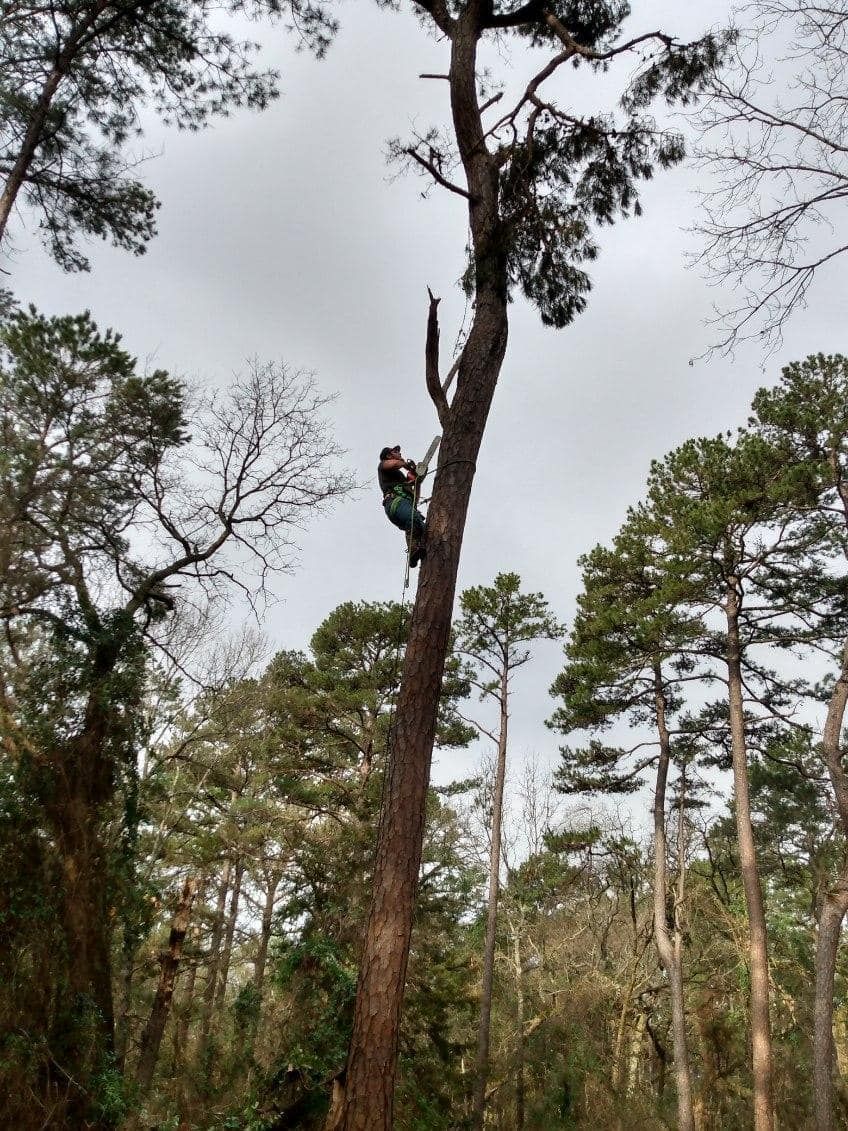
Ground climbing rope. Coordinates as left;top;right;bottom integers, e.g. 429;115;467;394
433;457;477;480
383;550;412;769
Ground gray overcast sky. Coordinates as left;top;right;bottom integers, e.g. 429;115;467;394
7;0;847;792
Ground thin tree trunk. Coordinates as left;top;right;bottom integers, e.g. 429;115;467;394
612;960;643;1092
472;670;509;1129
249;864;283;1065
337;7;509;1124
254;868;281;1000
214;857;244;1012
114;934;136;1073
174;933;200;1131
652;664;696;1131
0;0;111;242
626;1009;647;1096
815;877;848;1131
197;860;231;1065
813;639;848;1131
0;71;63;241
725;582;774;1131
513;931;526;1131
133;875;199;1097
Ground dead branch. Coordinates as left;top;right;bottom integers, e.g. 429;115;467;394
425;288;451;428
406;147;473;200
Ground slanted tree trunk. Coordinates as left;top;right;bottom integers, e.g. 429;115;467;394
472;668;509;1129
725;581;774;1131
133;875;199;1098
0;0;112;242
0;69;64;241
813;639;848;1131
240;866;283;1079
337;10;508;1127
651;664;696;1131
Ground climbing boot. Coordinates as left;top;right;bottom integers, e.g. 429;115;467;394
409;535;427;569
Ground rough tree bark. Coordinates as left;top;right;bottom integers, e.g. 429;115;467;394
337;9;508;1126
813;639;848;1131
472;667;509;1129
133;875;199;1098
651;664;696;1131
725;580;774;1131
333;2;716;1124
242;865;283;1069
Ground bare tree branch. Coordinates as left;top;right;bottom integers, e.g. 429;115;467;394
692;0;848;353
425;288;451;428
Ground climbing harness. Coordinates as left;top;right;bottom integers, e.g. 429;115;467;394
384;482;414;518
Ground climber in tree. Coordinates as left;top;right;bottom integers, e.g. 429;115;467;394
378;445;427;567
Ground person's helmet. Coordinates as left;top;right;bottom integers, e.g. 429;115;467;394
379;445;401;460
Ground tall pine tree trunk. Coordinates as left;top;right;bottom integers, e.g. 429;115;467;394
337;6;508;1126
725;582;774;1131
48;776;116;1127
472;671;509;1129
652;665;696;1131
813;639;848;1131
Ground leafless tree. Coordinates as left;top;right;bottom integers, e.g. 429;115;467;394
694;1;848;353
0;306;352;1124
